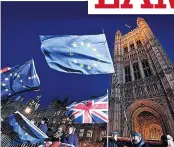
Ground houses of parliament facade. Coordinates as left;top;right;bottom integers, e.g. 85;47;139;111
2;17;174;142
110;17;174;140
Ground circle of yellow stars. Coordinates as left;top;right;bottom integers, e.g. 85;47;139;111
1;73;38;96
69;41;102;71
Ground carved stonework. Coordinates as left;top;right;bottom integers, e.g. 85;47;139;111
110;17;174;138
135;111;162;140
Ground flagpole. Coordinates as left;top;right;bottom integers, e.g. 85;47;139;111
107;89;109;147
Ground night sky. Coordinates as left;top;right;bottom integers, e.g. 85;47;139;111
2;2;174;108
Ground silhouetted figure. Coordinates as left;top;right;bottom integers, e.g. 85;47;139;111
64;126;78;147
129;132;149;147
161;135;174;147
103;131;123;147
39;118;48;134
52;126;66;143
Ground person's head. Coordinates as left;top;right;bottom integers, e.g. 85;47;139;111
57;126;63;133
68;126;75;134
41;118;48;124
131;132;142;145
111;131;118;141
161;135;174;147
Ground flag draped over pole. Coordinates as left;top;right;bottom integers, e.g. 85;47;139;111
66;94;108;124
1;59;40;100
8;111;48;144
40;34;114;75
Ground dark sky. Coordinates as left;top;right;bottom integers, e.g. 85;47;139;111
2;2;174;108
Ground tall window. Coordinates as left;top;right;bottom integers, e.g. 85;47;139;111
124;45;128;54
133;63;141;80
130;43;135;50
125;66;131;82
136;40;142;47
142;60;152;77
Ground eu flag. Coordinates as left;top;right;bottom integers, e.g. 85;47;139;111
1;60;40;100
8;111;48;144
40;34;114;74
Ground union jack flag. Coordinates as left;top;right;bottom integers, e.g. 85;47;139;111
66;94;108;124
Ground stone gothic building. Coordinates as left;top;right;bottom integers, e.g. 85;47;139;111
110;17;174;140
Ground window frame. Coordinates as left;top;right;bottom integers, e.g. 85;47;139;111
136;40;142;48
142;60;152;77
125;65;132;82
130;42;135;50
133;62;141;80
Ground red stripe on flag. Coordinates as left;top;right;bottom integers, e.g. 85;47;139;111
92;110;108;122
84;110;91;123
92;103;108;109
0;67;11;73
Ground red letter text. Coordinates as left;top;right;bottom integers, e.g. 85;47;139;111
121;0;133;8
95;0;119;8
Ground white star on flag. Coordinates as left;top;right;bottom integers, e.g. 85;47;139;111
72;42;77;48
5;78;9;81
20;80;23;83
92;48;97;52
93;63;98;67
17;75;20;78
80;42;84;46
5;89;8;92
10;73;13;76
28;77;31;80
87;43;91;48
73;59;78;64
14;73;17;76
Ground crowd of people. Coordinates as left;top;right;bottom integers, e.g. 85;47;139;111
103;131;174;147
36;118;78;147
1;115;174;147
34;117;174;147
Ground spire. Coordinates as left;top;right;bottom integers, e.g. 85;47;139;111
137;17;145;22
116;30;122;36
137;17;147;27
115;30;122;57
63;95;69;106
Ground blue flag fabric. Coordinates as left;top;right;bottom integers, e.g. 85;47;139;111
8;111;48;144
40;34;114;74
1;60;40;100
11;96;23;102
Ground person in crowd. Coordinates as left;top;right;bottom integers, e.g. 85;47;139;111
64;126;78;147
51;126;66;143
129;132;149;147
103;131;123;147
161;135;174;147
39;118;48;134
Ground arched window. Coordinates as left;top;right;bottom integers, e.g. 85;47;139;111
136;40;142;47
123;45;128;54
130;42;135;50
